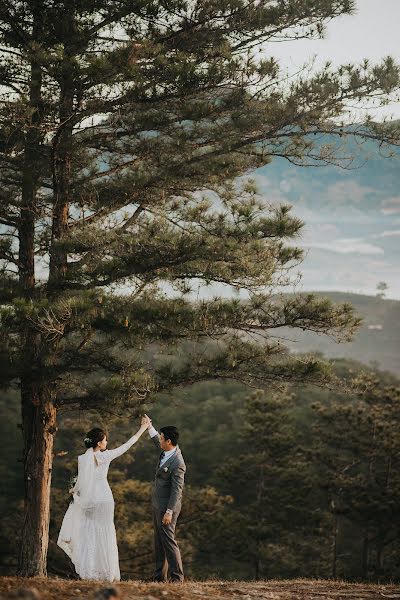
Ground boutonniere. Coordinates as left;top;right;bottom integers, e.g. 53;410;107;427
163;467;169;472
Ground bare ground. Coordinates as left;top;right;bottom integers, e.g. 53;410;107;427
1;578;400;600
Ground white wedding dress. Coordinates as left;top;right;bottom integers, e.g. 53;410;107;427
58;434;138;581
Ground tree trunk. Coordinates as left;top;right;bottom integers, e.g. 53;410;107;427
19;6;77;576
376;541;384;578
254;552;260;580
19;20;43;294
18;374;57;576
17;0;52;575
362;528;369;579
48;13;75;291
332;513;338;579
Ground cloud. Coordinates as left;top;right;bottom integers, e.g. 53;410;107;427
381;207;400;215
299;238;384;255
371;230;400;238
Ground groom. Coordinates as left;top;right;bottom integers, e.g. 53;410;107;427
145;415;186;583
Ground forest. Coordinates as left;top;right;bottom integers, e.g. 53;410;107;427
1;351;399;582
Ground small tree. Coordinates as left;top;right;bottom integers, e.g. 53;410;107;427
376;282;388;299
1;0;399;575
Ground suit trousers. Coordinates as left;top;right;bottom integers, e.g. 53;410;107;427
152;504;184;582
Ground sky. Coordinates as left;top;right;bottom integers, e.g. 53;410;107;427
268;0;400;299
273;0;400;120
278;0;400;62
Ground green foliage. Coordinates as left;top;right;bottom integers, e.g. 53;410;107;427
1;0;399;413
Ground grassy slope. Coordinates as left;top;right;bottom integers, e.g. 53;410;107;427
279;292;400;376
1;577;400;600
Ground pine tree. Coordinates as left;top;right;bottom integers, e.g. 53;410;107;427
1;0;400;576
312;377;400;580
218;389;328;579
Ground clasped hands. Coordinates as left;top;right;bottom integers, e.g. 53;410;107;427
141;414;152;429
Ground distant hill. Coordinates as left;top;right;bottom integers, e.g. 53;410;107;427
252;135;400;298
279;292;400;376
255;133;400;213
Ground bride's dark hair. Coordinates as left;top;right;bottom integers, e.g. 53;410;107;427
84;427;106;449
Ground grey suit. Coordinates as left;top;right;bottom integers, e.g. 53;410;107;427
151;433;186;582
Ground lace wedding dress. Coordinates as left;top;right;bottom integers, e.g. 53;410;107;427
58;435;139;581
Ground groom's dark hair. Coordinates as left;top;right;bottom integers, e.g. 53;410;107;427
160;426;179;446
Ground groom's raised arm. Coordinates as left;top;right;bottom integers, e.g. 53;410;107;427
148;423;161;450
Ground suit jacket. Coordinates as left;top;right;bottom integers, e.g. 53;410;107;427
151;434;186;512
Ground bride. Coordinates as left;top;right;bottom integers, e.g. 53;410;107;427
57;415;151;581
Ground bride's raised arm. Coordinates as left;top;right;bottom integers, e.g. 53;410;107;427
96;416;150;463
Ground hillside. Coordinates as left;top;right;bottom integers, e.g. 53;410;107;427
279;292;400;376
1;578;399;600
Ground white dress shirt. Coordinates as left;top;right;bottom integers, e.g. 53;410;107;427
148;424;158;439
149;425;177;466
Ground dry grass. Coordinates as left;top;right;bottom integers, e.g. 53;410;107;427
1;577;400;600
